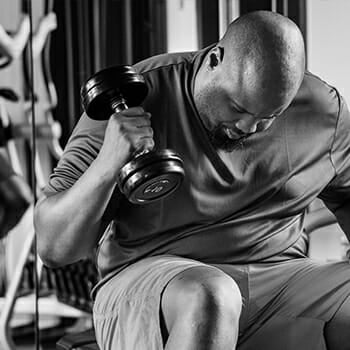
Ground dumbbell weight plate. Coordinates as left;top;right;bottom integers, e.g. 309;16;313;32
118;149;183;184
81;66;148;121
117;149;184;201
80;65;186;203
120;158;185;204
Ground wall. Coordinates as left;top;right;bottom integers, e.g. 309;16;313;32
306;0;350;260
307;0;350;104
166;0;198;52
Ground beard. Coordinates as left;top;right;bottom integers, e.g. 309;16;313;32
208;124;249;152
194;86;250;152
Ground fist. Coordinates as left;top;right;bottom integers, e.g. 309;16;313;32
99;106;155;171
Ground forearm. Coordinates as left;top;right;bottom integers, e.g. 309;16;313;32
35;107;153;267
34;154;118;267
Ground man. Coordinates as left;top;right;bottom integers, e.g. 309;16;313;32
34;11;350;350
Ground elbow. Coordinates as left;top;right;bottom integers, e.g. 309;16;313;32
37;238;66;268
38;243;88;269
37;231;82;268
35;201;87;268
34;198;68;268
34;196;95;267
36;228;68;268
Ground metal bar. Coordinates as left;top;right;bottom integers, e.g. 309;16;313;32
218;0;240;37
218;0;228;38
271;0;277;12
93;0;101;72
82;0;92;76
64;0;76;131
283;0;288;16
230;0;240;21
100;0;107;68
124;0;133;63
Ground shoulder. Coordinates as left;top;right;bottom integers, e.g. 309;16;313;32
133;51;197;75
132;51;199;105
297;71;341;117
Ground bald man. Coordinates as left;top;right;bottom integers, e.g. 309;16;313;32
35;11;350;350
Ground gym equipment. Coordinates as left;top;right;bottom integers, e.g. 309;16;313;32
56;328;98;350
40;259;98;313
80;65;185;204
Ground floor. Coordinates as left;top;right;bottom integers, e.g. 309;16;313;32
12;317;82;350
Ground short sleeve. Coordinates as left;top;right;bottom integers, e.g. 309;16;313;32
43;113;107;196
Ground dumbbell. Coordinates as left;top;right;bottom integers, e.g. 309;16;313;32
81;65;185;204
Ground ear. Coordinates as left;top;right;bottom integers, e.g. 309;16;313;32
208;46;224;69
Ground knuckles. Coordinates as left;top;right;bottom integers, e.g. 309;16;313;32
104;109;154;153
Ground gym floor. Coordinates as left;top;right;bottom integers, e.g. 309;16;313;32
13;317;78;350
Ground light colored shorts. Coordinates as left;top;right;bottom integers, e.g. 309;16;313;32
93;255;350;350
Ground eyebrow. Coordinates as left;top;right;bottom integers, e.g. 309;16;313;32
232;98;283;120
231;98;253;115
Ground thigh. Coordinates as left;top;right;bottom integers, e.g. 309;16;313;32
93;255;207;350
238;259;350;350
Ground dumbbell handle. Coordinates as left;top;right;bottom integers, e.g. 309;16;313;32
110;96;128;113
109;96;150;158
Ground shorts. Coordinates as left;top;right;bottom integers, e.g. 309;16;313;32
93;255;350;350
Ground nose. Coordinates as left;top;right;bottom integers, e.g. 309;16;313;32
235;115;259;134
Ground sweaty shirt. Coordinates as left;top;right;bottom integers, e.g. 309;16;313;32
45;46;350;282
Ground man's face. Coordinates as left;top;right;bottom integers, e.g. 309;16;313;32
195;59;292;152
207;112;277;152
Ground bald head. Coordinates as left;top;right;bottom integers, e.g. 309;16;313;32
193;11;306;151
219;11;305;104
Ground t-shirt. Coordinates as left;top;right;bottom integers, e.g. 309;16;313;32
44;46;350;283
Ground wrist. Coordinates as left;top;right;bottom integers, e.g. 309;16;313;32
92;153;124;184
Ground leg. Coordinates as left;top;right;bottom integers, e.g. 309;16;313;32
93;255;224;350
232;259;350;350
324;295;350;350
161;266;242;350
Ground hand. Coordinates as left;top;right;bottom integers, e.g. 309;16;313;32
98;106;154;173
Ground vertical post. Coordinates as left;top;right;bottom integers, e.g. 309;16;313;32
218;0;228;37
64;0;76;131
124;0;133;63
283;0;288;16
93;0;101;72
271;0;277;12
218;0;240;37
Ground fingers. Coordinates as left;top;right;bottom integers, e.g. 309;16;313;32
102;107;155;167
134;132;155;153
111;107;153;137
118;106;149;117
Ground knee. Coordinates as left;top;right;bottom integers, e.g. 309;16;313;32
162;266;242;328
182;270;242;318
